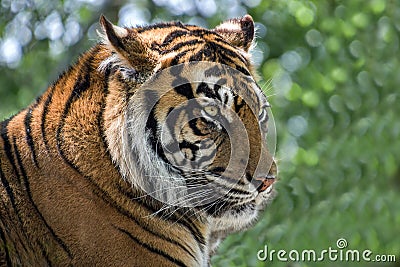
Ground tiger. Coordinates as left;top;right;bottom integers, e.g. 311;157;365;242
0;14;277;266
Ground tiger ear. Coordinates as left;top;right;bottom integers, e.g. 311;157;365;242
100;15;129;47
99;15;158;72
214;15;255;52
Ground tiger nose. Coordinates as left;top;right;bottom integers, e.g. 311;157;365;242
255;174;276;193
253;159;278;193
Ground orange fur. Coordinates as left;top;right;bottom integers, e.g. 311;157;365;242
0;15;276;266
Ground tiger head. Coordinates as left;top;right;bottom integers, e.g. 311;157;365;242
100;15;277;231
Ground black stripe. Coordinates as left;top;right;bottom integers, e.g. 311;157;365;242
218;53;237;67
186;175;208;187
181;141;199;162
209;166;225;173
176;216;206;249
1;121;38;254
189;29;209;37
169;49;193;66
137;21;187;33
1;120;22;187
12;139;73;260
188;119;207;136
116;226;188;267
161;39;204;55
213;36;233;47
225;185;252;196
214;44;248;67
144;90;170;165
160;30;190;47
179;140;199;153
0;158;18;225
169;51;186;66
189;43;216;62
0;122;18;214
97;66;113;159
198;116;218;130
24;107;39;167
234;95;246;113
216;43;247;65
166;210;206;249
173;82;194;99
71;72;91;99
41;85;56;152
188;49;204;62
0;226;11;266
235;64;251;76
204;65;226;77
217;52;235;66
196;82;217;99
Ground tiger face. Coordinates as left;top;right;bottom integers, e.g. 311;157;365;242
101;15;277;232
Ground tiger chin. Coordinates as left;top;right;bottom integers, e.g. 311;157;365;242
0;14;277;266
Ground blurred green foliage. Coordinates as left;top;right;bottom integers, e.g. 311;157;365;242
0;0;399;266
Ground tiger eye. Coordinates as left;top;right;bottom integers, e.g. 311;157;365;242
204;105;218;117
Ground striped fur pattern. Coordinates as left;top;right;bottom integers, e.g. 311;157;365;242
0;15;277;266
